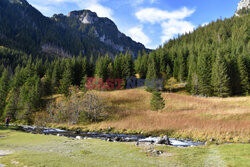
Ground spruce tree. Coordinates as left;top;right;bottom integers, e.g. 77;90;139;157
212;51;230;97
197;51;212;96
71;56;79;85
80;75;87;93
150;90;165;111
95;56;103;79
159;49;167;73
238;54;249;95
146;55;157;79
4;89;19;120
173;59;179;80
134;52;142;76
141;51;148;78
187;51;198;94
82;57;87;78
34;58;44;78
59;60;72;97
12;66;25;90
51;60;61;91
17;74;42;123
113;54;122;78
0;69;9;115
87;54;95;77
95;54;112;81
0;64;4;78
121;52;134;79
19;75;41;109
166;64;171;80
177;53;186;82
146;55;158;91
107;62;113;79
42;69;52;96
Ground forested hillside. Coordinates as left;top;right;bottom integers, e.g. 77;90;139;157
142;14;249;97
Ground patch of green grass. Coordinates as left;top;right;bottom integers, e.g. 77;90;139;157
0;128;173;167
217;144;250;167
155;145;210;167
0;127;249;167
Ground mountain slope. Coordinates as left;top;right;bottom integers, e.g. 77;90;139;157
0;0;149;58
150;13;250;96
52;10;148;57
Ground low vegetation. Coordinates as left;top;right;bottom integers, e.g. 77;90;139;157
0;127;249;167
47;89;250;143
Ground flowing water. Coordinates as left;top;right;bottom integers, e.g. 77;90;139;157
19;125;205;147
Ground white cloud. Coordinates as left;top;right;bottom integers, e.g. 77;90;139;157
135;7;195;24
201;22;209;27
129;0;157;6
28;0;113;19
161;20;195;43
79;0;113;19
134;6;196;44
128;26;151;46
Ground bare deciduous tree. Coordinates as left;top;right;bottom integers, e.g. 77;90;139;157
46;90;107;124
81;92;107;122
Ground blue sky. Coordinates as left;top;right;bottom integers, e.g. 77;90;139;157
27;0;240;49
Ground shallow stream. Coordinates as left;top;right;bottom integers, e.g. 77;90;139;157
19;125;205;147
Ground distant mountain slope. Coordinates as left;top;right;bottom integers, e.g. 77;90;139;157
52;10;149;57
0;0;149;58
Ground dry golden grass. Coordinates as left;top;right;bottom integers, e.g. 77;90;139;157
78;89;250;142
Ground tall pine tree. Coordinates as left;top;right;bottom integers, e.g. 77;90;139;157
59;60;72;97
197;51;212;96
0;69;9;116
212;51;230;97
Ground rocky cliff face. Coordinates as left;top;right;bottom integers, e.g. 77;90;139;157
68;10;99;24
235;0;250;16
54;10;149;57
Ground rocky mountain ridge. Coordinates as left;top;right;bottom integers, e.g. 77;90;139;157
0;0;149;58
235;0;250;16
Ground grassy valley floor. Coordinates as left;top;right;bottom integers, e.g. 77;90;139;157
0;126;249;167
51;89;250;143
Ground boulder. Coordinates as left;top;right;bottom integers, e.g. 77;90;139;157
74;129;81;134
113;137;122;142
106;138;112;142
76;136;83;140
148;149;163;156
155;136;171;145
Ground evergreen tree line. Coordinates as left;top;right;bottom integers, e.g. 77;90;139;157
0;51;137;123
148;15;250;97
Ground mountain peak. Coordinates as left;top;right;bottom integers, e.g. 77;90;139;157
0;0;149;57
68;10;99;24
235;0;250;16
8;0;28;6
